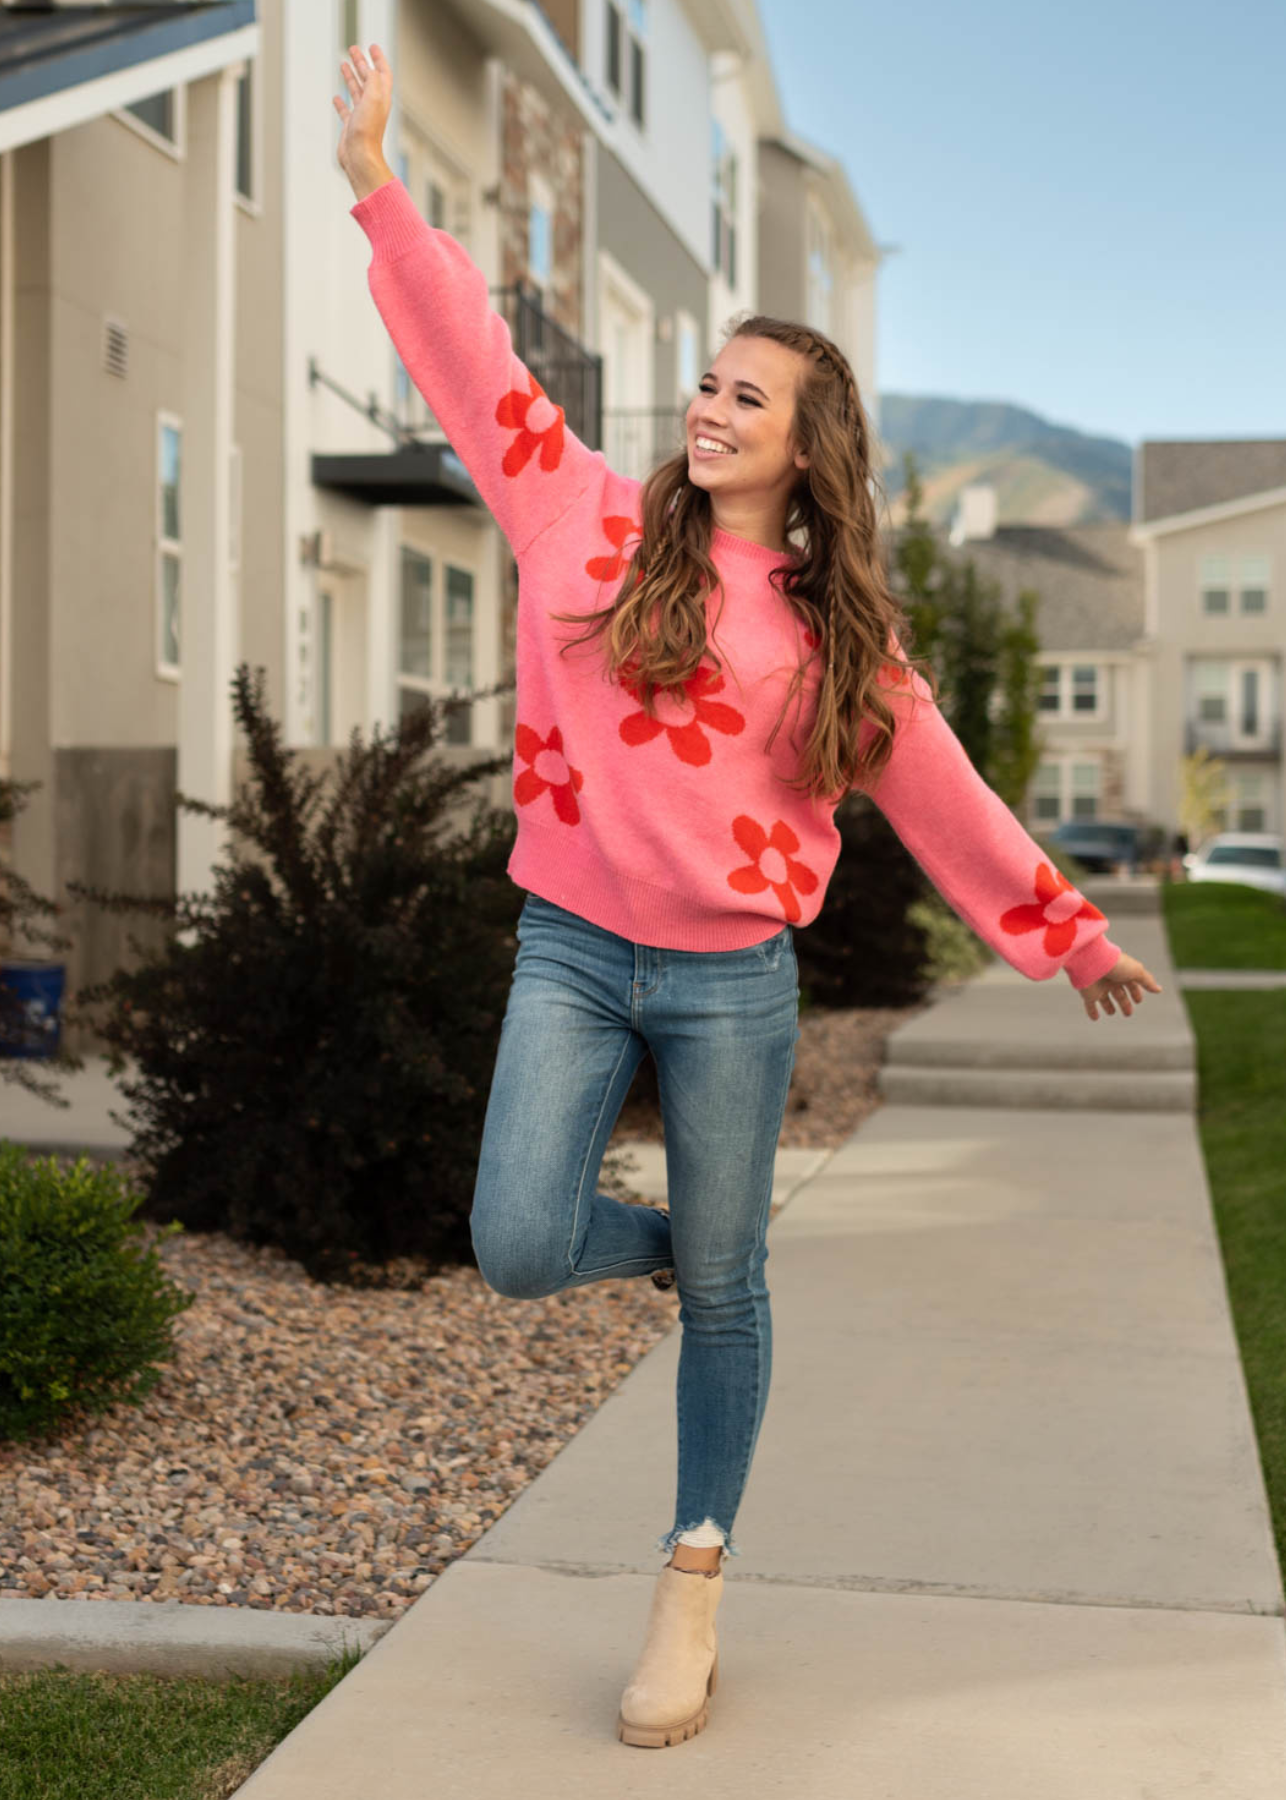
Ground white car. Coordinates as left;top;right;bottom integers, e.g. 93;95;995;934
1183;831;1285;896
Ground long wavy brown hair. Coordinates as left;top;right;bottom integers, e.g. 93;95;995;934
548;312;940;804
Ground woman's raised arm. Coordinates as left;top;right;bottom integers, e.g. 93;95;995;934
335;44;601;557
852;633;1127;992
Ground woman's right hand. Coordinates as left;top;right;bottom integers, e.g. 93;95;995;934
333;42;393;188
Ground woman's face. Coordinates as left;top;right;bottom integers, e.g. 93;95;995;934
685;336;811;507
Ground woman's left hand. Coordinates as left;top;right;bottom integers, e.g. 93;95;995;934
1077;950;1164;1021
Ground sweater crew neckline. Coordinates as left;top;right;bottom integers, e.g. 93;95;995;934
710;524;799;566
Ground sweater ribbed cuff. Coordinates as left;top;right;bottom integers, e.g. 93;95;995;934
349;175;426;264
1063;932;1123;989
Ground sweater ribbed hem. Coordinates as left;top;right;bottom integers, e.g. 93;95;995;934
507;828;793;952
1063;931;1123;989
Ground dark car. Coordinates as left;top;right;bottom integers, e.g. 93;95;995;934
1047;819;1165;875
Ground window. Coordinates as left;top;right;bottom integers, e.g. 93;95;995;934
126;89;176;143
1070;761;1100;820
1240;553;1271;614
235;60;253;201
394;142;472;425
607;0;646;126
398;549;475;745
1038;662;1100;717
340;0;360;58
1033;760;1061;822
1194;661;1227;723
1030;757;1101;823
606;1;622;92
157;418;182;677
675;309;700;404
297;587;335;748
1071;664;1098;713
806;199;833;335
711;120;738;285
527;172;553;294
1200;552;1230;614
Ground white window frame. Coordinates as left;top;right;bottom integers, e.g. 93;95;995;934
675;307;700;406
605;0;647;129
397;546;478;747
527;171;554;293
1238;552;1271;615
156;413;182;682
1031;755;1102;824
394;137;473;431
113;85;184;159
1036;660;1104;721
806;195;834;336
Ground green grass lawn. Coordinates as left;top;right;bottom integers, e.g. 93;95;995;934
1162;876;1286;968
1182;984;1286;1577
0;1642;364;1800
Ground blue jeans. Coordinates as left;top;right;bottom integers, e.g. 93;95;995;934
470;891;800;1561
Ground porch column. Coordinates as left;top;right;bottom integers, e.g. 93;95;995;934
178;65;241;902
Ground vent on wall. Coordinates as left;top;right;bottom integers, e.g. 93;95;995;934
102;315;129;380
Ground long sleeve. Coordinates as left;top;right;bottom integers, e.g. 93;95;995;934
349;175;601;558
853;642;1124;989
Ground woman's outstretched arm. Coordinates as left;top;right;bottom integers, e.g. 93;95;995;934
851;635;1127;991
336;45;602;558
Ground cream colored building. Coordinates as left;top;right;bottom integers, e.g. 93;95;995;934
0;0;884;1056
1128;440;1285;840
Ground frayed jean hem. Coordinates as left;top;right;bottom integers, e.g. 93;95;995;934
654;1518;741;1559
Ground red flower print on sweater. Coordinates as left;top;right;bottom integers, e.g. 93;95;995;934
495;371;565;477
727;816;819;922
999;861;1106;959
617;661;745;767
586;515;642;582
513;722;583;824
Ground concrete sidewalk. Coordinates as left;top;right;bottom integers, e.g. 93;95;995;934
218;910;1286;1794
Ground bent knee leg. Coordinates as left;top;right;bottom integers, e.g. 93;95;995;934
470;1209;566;1299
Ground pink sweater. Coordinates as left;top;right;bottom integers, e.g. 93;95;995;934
350;176;1122;989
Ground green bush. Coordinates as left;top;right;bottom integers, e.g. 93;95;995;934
66;664;527;1288
792;792;939;1008
0;1142;194;1446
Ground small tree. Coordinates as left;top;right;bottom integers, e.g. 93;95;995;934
890;450;1045;808
1179;746;1231;848
66;663;528;1287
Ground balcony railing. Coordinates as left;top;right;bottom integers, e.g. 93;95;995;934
1184;719;1282;760
601;408;689;483
490;282;603;452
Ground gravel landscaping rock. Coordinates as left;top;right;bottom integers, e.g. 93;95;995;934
0;1001;919;1619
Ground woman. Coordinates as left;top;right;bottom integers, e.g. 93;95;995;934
335;44;1161;1749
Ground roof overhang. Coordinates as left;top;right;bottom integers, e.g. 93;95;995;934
440;0;609;128
0;1;259;156
311;443;484;510
683;0;755;56
1128;483;1286;540
771;125;882;263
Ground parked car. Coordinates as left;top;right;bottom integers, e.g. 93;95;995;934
1182;832;1285;896
1047;819;1167;875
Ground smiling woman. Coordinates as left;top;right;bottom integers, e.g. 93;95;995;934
336;33;1161;1757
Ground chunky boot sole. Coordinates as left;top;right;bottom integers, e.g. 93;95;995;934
616;1645;718;1748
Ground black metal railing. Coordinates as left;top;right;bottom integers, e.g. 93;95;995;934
490;282;603;452
1183;719;1282;760
601;407;688;482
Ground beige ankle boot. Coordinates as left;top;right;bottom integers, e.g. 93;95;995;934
617;1557;725;1748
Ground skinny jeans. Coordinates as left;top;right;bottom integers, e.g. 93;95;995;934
469;891;800;1561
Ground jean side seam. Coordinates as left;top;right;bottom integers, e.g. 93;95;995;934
564;1029;641;1280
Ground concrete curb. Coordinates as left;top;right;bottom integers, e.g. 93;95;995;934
0;1595;390;1681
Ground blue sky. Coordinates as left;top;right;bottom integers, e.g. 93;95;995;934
756;0;1284;447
